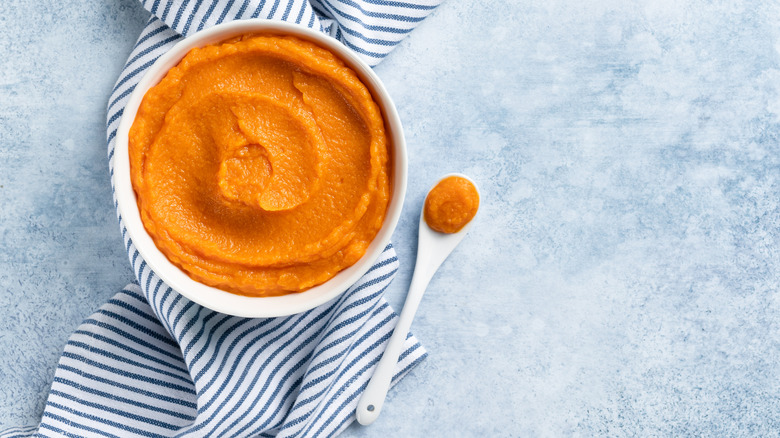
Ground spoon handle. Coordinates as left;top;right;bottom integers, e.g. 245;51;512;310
356;265;432;425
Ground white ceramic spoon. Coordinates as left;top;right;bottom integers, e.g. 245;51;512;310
356;173;479;426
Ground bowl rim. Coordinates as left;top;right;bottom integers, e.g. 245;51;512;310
113;19;407;318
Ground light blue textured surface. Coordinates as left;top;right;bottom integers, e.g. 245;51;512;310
2;0;780;436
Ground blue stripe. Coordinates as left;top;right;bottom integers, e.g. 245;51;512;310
347;351;429;436
136;20;169;47
160;0;174;23
295;0;307;23
287;272;397;399
302;309;394;392
211;321;328;435
303;295;385;371
121;33;180;86
188;317;258;381
251;0;268;18
81;319;183;362
158;298;179;339
182;309;332;434
363;0;437;9
42;411;120;438
5;432;37;438
107;35;179;109
328;357;429;434
193;315;303;409
175;301;201;342
131;247;140;268
118;287;149;305
157;286;175;334
366;255;398;273
238;366;306;435
139;258;150;292
111;58;157;98
59;353;195;395
37;422;70;437
150;278;165;312
280;309;394;431
297;267;394;350
171;0;193;30
321;258;393;321
233;0;252;20
47;401;170;437
55;366;196;407
398;340;422;363
395;350;428;380
337;20;398;46
165;293;184;325
308;351;388;436
67;339;191;383
298;305;396;436
149;0;163;15
0;431;36;438
268;0;283;18
181;311;226;358
195;300;335;400
107;107;124;128
109;76;145;115
257;312;394;435
257;375;306;433
336;269;397;314
338;31;388;58
196;0;222;32
317;0;414;34
95;309;178;347
0;426;38;436
215;0;238;24
143;270;155;299
106;297;162;326
50;384;194;422
338;0;427;22
158;284;174;314
182;0;206;35
281;0;295;20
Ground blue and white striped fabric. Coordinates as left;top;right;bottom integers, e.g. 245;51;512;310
1;0;441;436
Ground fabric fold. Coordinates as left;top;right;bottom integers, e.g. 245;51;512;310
32;246;426;437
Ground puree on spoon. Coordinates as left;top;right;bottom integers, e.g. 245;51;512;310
424;176;480;234
129;34;390;296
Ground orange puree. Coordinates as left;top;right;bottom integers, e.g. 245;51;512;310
424;176;479;234
129;35;390;296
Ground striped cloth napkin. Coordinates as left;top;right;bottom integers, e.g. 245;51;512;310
1;1;441;437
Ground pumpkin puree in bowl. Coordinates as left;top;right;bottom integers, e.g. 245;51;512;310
129;35;390;296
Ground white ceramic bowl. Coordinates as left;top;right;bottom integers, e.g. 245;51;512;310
114;20;407;318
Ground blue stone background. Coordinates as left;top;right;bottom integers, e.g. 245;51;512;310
2;0;780;435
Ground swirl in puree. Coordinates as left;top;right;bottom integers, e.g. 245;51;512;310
129;35;391;296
